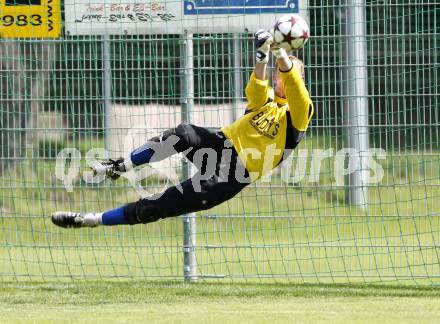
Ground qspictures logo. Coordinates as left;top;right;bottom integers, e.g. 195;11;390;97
54;125;387;198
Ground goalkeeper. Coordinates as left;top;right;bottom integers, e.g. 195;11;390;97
51;30;314;228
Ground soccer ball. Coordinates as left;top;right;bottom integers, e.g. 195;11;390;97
271;14;310;51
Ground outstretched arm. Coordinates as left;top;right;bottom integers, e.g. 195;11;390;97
254;61;268;81
245;30;273;112
272;47;313;131
273;50;293;73
254;29;272;80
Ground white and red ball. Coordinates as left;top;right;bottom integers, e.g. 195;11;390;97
271;14;309;51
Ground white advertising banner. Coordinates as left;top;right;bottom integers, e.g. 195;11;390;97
65;0;309;35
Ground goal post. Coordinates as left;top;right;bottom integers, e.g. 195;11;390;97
180;30;197;282
342;0;370;209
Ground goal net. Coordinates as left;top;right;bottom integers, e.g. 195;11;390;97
0;1;438;284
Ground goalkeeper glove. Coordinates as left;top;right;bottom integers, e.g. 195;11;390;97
270;45;289;61
90;158;127;180
254;29;273;64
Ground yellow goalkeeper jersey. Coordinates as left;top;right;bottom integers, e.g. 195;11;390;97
221;68;314;181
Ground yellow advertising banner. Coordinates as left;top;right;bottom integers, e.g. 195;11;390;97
0;0;61;38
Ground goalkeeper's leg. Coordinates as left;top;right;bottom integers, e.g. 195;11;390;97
52;130;251;228
93;124;223;180
125;170;248;226
52;177;247;228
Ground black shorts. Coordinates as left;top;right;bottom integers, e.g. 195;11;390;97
124;124;250;224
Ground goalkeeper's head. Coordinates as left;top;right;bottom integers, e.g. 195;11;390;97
272;56;305;99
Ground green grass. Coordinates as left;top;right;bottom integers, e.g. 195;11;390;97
1;281;440;323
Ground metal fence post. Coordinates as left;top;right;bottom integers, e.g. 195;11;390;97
181;30;197;282
232;33;243;121
343;0;369;209
102;35;112;151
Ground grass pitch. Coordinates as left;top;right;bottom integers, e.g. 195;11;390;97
1;281;440;323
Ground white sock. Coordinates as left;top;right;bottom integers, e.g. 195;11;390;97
82;212;103;227
123;157;134;171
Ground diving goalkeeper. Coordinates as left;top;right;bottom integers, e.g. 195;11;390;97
51;30;314;228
